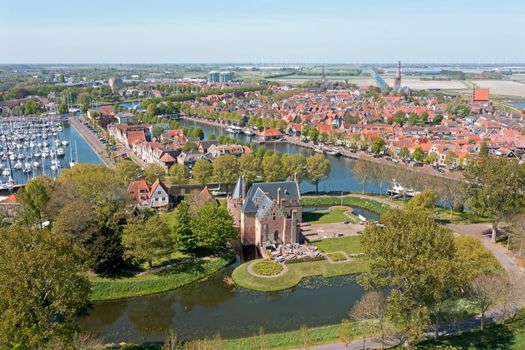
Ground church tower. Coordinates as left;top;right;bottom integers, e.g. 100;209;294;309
394;61;402;90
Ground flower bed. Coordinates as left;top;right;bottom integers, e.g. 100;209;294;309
252;260;284;276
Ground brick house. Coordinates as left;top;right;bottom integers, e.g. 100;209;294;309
227;176;302;246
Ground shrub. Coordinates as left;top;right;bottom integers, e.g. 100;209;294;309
285;255;327;264
327;252;347;262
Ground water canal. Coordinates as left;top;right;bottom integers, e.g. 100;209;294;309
80;261;364;343
179;119;387;194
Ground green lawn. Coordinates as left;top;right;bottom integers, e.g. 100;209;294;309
302;195;390;214
315;236;363;255
231;257;368;292
90;253;235;301
302;209;349;224
434;208;491;224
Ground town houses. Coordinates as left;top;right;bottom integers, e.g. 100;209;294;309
127;178;172;212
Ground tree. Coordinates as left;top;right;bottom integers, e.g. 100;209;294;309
192;159;213;185
371;138;386;154
144;163;166;184
467;272;510;330
262;154;284;182
172;201;195;252
350;158;368;194
192;203;236;251
464;157;525;243
369;162;390;196
405;188;437;212
239;153;261;185
282;153;307;181
350;291;388;350
23;99;42;115
412;147;425;162
17;175;55;227
213;155;239;193
168;163;189;188
426;152;438;165
0;226;90;348
361;209;458;345
398;147;410;160
52;164;126;274
122;215;173;268
444;151;458;167
339;319;353;350
152;126;165;138
115;160;143;183
306;154;330;193
58;101;68;115
479;140;489;157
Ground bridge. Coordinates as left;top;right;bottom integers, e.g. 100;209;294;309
369;68;389;91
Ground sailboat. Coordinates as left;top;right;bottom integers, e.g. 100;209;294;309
69;141;78;168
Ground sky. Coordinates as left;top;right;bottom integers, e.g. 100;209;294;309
1;0;524;64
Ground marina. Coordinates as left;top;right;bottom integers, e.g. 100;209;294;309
0;117;102;190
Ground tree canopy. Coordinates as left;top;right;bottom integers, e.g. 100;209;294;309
0;226;90;348
464;157;525;242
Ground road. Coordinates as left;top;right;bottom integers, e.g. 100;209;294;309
69;117;115;169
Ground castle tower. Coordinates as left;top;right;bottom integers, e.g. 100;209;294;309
394;61;401;90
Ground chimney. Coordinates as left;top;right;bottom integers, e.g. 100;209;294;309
277;187;281;206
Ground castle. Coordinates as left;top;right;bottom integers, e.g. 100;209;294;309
227;176;302;246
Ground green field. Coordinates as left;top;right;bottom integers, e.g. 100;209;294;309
90;253;235;301
302;207;355;224
231;257;368;292
316;236;363;255
302;195;391;214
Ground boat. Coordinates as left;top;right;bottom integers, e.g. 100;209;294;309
387;179;420;198
324;147;341;156
14;161;23;170
69;141;78;168
17;153;25;160
226;126;243;134
313;147;324;154
62;140;69;146
33;161;40;168
2;169;10;177
56;147;65;157
243;128;256;136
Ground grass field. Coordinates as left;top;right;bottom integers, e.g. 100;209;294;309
435;208;491;225
232;257;368;292
302;207;352;224
90;253;235;301
316;236;363;255
302;195;391;214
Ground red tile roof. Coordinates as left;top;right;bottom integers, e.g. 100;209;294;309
473;88;489;101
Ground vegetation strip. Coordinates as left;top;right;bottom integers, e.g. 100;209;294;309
90;253;235;301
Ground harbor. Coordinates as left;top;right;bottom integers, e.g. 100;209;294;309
0;116;102;191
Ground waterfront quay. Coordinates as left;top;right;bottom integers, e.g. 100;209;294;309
68;117;115;169
181;115;463;182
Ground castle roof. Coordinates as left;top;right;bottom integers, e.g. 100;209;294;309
241;181;299;214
